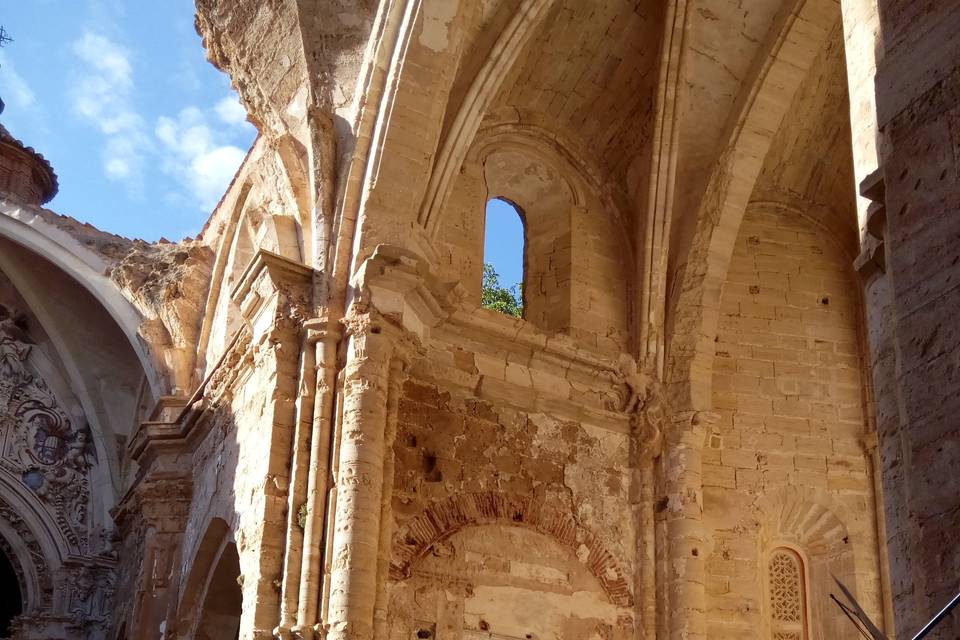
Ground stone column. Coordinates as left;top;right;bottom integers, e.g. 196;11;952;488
325;310;413;640
660;411;711;640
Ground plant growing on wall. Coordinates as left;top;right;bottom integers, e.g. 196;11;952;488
481;263;522;318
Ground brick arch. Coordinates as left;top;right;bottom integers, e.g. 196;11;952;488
389;491;633;607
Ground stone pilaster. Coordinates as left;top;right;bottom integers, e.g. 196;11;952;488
112;475;192;640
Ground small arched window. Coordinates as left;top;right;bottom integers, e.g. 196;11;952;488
768;548;808;640
481;198;525;318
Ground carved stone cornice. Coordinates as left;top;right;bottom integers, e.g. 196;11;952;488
112;475;192;531
350;244;463;343
231;249;314;332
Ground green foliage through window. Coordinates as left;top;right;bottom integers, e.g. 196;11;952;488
481;263;523;317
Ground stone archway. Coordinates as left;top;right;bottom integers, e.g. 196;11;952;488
175;518;243;640
390;491;633;607
195;542;242;640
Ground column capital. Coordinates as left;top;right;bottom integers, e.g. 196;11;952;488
341;300;422;370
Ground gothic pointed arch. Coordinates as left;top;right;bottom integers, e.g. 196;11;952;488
665;0;841;411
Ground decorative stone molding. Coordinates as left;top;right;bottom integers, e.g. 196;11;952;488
854;168;887;279
389;491;634;608
231;249;314;334
350;244;462;342
746;486;851;556
615;354;668;460
0;311;97;555
418;0;559;235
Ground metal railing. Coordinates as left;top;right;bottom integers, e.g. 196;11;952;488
910;590;960;640
832;576;960;640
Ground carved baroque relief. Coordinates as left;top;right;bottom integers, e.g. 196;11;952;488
0;309;97;553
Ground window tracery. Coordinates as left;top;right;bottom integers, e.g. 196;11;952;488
769;548;806;640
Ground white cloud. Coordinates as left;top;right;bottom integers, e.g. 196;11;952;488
71;32;149;186
69;31;252;211
0;52;37;110
155;107;247;211
214;95;247;126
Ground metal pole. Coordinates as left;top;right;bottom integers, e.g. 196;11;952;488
912;591;960;640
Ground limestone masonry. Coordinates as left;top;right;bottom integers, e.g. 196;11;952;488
0;0;958;638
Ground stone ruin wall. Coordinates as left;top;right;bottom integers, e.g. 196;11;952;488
706;206;884;638
387;369;635;638
3;0;960;638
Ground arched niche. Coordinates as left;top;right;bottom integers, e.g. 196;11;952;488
388;524;635;639
195;542;242;640
707;487;872;640
484;148;573;332
0;482;66;628
390;492;633;607
436;127;631;351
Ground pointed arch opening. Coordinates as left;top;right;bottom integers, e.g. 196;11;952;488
481;198;525;318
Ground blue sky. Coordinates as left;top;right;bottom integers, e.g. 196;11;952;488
0;3;522;285
0;1;256;241
484;199;524;290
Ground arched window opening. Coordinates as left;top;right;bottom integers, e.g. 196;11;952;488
196;542;243;640
0;548;22;636
481;198;524;318
768;548;808;640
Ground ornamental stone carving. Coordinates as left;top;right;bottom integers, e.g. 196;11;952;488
0;306;97;554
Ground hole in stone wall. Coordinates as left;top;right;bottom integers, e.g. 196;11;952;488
481;198;525;318
422;451;442;482
820;296;830;306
